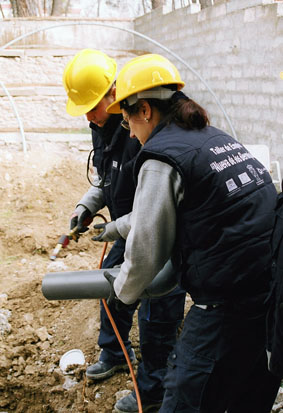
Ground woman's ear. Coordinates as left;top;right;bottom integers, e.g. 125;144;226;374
140;100;152;120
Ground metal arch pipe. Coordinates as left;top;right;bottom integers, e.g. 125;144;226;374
0;81;27;153
0;21;237;140
42;260;177;301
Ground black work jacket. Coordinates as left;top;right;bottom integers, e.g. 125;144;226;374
90;114;141;220
134;122;277;304
268;190;283;377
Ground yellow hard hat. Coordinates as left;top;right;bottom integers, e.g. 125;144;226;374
107;53;185;114
63;49;117;117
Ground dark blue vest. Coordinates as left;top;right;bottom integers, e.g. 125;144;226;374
90;114;141;220
268;190;283;377
135;123;277;304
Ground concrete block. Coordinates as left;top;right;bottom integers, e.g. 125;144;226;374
186;4;201;14
0;48;84;57
244;94;258;106
273;34;283;47
212;3;227;18
255;5;270;18
261;82;276;94
225;80;237;91
0;86;65;97
276;16;283;35
271;96;283;108
227;0;273;14
256;94;270;106
244;8;256;22
0;49;25;57
197;8;208;22
203;3;227;19
277;3;283;16
231;94;244;105
240;80;254;92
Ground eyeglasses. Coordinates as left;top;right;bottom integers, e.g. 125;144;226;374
120;119;130;130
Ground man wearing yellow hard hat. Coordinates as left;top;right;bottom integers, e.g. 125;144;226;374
63;49;186;413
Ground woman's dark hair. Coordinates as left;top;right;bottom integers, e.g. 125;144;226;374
124;86;209;130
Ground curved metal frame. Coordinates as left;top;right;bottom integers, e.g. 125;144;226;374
0;80;27;153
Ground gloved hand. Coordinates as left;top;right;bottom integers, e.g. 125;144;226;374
92;221;120;242
70;206;92;240
104;271;130;312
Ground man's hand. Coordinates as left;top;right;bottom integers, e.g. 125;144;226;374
92;221;120;242
70;206;92;241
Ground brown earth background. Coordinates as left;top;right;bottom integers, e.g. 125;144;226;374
0;144;143;413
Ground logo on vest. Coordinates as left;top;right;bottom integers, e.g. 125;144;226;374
246;165;264;185
225;178;238;193
238;172;252;186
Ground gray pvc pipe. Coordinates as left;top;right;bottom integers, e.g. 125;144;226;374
42;260;177;301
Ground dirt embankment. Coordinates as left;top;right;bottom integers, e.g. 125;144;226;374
0;146;141;412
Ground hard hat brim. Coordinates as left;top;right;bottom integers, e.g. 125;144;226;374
106;100;122;114
66;96;101;117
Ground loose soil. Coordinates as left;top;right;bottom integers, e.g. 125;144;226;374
0;144;143;413
0;144;282;413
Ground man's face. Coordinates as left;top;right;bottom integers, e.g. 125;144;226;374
86;93;114;127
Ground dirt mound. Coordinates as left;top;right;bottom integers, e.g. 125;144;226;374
0;146;140;413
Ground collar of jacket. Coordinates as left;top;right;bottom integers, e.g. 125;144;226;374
144;120;168;146
89;114;122;146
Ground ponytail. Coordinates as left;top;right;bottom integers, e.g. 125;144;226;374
124;88;210;131
171;95;210;130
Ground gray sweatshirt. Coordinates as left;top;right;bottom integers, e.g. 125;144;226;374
76;185;105;216
114;159;184;304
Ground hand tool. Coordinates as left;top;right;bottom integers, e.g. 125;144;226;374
49;226;79;261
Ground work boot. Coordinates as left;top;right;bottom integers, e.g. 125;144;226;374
114;392;162;413
86;349;136;380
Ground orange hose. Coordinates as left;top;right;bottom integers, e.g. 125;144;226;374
95;213;143;413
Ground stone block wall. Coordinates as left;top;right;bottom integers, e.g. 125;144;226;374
0;3;283;181
0;18;136;134
134;1;283;180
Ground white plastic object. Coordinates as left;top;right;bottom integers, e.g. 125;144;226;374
244;144;282;190
59;349;85;373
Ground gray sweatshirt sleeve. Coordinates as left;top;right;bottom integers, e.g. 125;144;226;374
76;185;105;216
116;212;132;239
114;159;184;304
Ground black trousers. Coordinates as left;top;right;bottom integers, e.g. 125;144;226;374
160;302;281;413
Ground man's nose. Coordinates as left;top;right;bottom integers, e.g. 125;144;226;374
86;111;94;122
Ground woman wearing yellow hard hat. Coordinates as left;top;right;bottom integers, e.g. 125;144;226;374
62;49;187;413
98;53;279;412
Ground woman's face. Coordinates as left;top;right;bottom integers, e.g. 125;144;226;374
122;104;154;146
86;92;114;127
